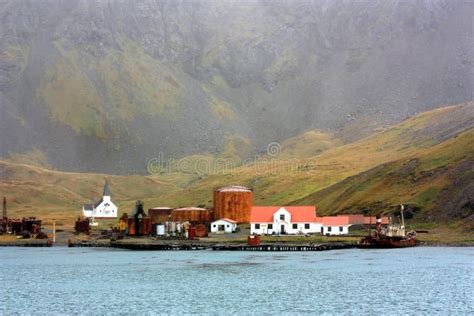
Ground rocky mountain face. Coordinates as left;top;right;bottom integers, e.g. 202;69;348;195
0;0;472;174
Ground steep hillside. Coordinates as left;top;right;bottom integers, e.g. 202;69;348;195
140;103;474;217
293;128;474;222
0;160;190;223
1;103;473;225
1;0;472;173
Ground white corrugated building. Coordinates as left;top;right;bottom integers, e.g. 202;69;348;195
210;218;237;233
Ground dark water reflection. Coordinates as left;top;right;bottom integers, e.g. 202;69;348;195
1;247;473;314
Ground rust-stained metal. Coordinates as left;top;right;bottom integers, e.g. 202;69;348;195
119;213;128;231
10;219;24;235
194;224;208;238
248;235;261;246
23;217;42;234
358;212;417;248
148;207;172;224
188;227;197;240
213;186;253;223
126;201;152;236
1;197;7;233
127;218;136;236
171;207;212;224
141;217;152;235
75;217;90;234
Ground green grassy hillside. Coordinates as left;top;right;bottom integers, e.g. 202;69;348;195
2;103;473;228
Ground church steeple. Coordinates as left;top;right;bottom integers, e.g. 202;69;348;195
103;180;110;196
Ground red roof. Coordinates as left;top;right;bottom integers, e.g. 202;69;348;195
363;216;389;225
214;218;237;224
339;214;365;225
321;216;351;226
250;206;317;223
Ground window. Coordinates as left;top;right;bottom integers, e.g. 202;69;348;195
280;214;285;220
304;224;310;229
292;223;298;229
328;227;332;232
227;225;230;228
339;226;343;232
213;224;216;228
268;224;273;229
255;224;260;229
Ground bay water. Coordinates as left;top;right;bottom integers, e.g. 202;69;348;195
1;247;473;314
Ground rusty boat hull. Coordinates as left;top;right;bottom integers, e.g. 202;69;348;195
358;235;417;249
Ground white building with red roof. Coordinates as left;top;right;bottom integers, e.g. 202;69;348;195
210;218;238;233
250;206;321;235
321;216;352;235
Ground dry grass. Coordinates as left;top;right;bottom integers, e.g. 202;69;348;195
2;103;473;230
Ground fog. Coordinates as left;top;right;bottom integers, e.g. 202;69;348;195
0;0;472;174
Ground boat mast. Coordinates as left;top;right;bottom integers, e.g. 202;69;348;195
400;203;405;228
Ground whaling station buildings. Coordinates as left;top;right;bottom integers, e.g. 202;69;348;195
80;183;387;237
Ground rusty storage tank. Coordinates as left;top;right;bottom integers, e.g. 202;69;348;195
213;186;253;223
127;218;136;236
171;207;212;224
141;217;152;235
148;207;172;224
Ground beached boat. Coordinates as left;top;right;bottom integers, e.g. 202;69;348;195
358;205;417;248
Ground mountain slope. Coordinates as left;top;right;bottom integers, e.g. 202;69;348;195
1;0;472;173
1;103;473;225
293;128;474;222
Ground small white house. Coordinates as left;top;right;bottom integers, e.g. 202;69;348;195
321;216;351;235
250;206;321;235
82;181;118;219
210;218;237;233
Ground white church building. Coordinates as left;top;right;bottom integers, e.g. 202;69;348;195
82;181;118;219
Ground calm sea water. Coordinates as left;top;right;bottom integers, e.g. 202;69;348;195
1;247;473;315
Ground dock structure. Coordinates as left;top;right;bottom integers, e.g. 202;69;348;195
212;243;355;251
67;240;355;251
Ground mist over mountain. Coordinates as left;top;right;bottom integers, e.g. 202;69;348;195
1;0;472;174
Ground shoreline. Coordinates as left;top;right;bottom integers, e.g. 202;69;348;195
1;238;473;249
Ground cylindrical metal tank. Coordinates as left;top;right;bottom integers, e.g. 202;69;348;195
148;207;172;224
213;186;253;223
127;218;136;236
141;217;152;235
156;224;165;236
171;207;212;223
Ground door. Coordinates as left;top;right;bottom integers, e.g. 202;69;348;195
218;224;225;232
281;224;285;234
